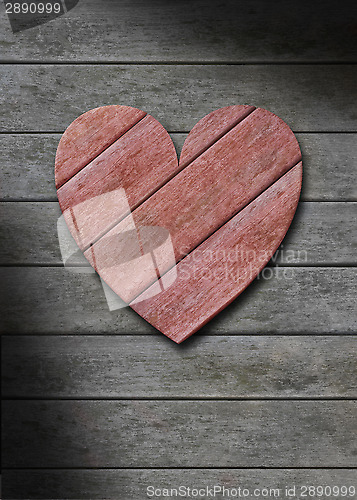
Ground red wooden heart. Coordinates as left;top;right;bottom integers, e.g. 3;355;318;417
55;105;302;343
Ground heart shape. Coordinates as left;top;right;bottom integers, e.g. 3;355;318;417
55;105;302;343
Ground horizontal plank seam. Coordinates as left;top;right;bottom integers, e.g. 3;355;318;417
2;199;357;203
3;466;357;470
1;263;357;269
2;201;356;205
3;397;357;401
3;333;356;339
56;112;147;190
80;107;258;253
172;131;357;135
1;130;357;134
0;61;356;65
2;332;356;337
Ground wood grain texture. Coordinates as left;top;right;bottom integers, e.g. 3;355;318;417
1;133;356;202
131;164;302;342
0;267;355;334
0;0;356;62
3;469;356;500
57;111;178;250
3;336;357;398
1;65;356;132
1;202;356;266
55;105;146;188
178;104;256;167
0;0;356;489
3;401;357;467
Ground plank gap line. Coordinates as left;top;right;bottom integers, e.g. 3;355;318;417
1;130;357;135
3;466;356;471
1;263;357;269
2;333;357;338
0;61;357;66
3;397;357;402
56;113;148;190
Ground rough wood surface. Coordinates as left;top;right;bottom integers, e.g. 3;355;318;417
53;105;303;333
1;202;355;265
1;133;356;202
1;65;356;132
178;105;255;167
131;165;302;342
0;0;356;62
3;401;356;467
55;105;146;188
1;1;356;487
1;0;356;492
1;267;355;334
3;336;357;398
57;112;178;250
3;468;356;500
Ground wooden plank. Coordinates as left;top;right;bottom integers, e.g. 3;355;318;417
3;401;357;467
0;267;355;334
3;336;357;398
1;202;355;265
3;469;357;500
1;133;356;202
1;65;356;132
0;0;356;62
130;165;302;342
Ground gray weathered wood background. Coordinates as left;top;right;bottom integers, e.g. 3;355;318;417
1;0;356;498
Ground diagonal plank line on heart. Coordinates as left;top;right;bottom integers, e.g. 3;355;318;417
128;159;302;305
178;106;256;170
56;111;148;189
